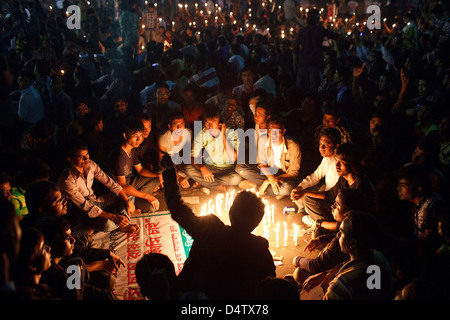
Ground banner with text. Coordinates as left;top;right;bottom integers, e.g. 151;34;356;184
99;212;193;300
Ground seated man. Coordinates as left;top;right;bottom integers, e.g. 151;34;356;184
291;127;341;213
236;116;301;199
184;106;242;192
107;117;161;213
58;139;139;237
158;111;192;188
36;216;117;300
294;143;378;234
397;164;448;258
235;100;271;186
313;106;351;148
292;188;369;285
143;81;181;134
161;154;276;299
323;210;393;300
20;180;68;230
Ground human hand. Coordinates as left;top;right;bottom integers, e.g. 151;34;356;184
304;238;322;253
268;176;281;195
178;176;190;188
259;179;271;195
145;194;160;210
109;251;125;269
200;166;215;182
290;187;304;201
400;68;409;89
353;63;365;78
126;200;140;216
111;214;129;228
302;272;328;293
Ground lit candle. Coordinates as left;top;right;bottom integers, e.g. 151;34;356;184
275;222;280;247
208;199;213;213
271;205;274;224
283;221;288;246
264;225;269;240
216;194;224;216
293;223;299;246
201;203;207;216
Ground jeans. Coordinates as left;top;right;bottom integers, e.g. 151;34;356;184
235;163;297;197
184;164;243;190
66;191;130;238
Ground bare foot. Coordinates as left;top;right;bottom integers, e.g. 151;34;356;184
238;180;257;190
119;224;140;234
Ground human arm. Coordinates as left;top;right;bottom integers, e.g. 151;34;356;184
391;68;409;114
115;175;159;210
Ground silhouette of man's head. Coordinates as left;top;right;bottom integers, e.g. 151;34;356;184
229;191;265;233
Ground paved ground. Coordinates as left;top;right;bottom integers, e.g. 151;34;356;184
156;184;320;279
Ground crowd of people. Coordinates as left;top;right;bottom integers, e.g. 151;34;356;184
1;0;450;300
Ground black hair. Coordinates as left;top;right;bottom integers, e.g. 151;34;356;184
319;127;342;146
397;164;432;196
229;191;265;233
25;180;61;215
122;117;145;137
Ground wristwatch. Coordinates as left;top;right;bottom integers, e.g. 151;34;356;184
315;219;323;228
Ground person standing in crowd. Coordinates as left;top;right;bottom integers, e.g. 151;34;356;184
293;8;339;93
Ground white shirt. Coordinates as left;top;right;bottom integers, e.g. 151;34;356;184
298;156;339;191
272;142;284;169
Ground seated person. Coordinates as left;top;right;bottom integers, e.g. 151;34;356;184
58;139;139;237
397;164;448;258
158;111;192;188
292;188;370;286
135;113;159;173
294;143;378;234
291;127;341;212
323;211;393;300
235;100;272;183
221;95;245;130
184;106;242;192
313;106;351;148
236;117;301;199
11;227;53;299
20;180;69;230
161;155;276;299
107;117;161;213
36;216;117;300
143;81;181;134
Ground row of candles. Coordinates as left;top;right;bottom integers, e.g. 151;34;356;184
198;189;305;247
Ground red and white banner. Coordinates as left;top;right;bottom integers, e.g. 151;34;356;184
93;211;193;300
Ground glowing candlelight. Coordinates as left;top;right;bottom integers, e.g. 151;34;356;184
264;225;269;240
142;24;145;29
271;205;274;223
216;194;224;216
293;223;299;246
208;199;213;213
275;222;280;247
283;221;288;246
201;203;207;216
